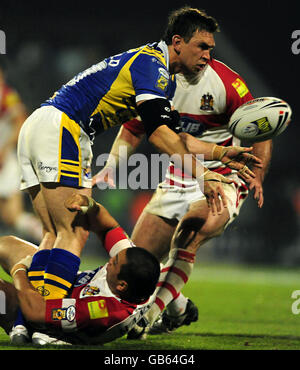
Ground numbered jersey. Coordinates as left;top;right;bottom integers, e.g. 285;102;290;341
42;41;175;138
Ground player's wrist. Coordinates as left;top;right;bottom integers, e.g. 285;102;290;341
211;144;227;161
10;263;28;278
80;196;99;214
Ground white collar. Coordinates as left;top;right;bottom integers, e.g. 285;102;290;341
157;40;169;70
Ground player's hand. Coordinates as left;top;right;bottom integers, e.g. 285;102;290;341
220;146;263;182
202;171;232;215
64;193;90;213
248;176;264;208
92;166;116;188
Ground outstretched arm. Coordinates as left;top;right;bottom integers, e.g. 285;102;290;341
64;194;119;243
179;132;263;182
10;259;46;324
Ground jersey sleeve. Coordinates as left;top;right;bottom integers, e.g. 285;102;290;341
226;75;253;116
45;295;134;336
104;226;135;257
123;118;146;136
209;59;254;117
130;53;173;103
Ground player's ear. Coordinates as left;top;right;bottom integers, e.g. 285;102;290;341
116;280;128;293
172;34;183;55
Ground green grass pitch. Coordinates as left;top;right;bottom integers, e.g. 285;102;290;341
1;259;300;350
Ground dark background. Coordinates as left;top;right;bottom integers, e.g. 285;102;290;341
0;0;299;264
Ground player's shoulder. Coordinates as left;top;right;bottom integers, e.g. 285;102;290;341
208;58;242;82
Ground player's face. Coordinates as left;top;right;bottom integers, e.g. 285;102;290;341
178;30;215;76
106;249;127;291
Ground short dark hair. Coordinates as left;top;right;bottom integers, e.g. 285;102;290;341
162;6;219;45
118;247;160;304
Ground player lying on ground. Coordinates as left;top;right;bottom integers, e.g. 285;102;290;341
0;194;160;345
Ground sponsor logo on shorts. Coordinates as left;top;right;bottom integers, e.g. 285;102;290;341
38;162;58;173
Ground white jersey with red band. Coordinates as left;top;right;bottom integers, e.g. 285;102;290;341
44;227;152;345
124;58;253;188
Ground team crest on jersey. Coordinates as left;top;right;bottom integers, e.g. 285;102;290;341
155;68;169;91
81;285;100;297
51;305;76;322
200;93;214;111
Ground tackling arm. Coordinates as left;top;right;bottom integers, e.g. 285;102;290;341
64;194;120;244
11;263;46;324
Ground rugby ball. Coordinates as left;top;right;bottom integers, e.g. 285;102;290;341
228;97;292;142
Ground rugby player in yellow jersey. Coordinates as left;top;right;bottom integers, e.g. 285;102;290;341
17;7;232;262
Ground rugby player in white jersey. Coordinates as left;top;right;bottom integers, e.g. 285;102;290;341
94;20;271;337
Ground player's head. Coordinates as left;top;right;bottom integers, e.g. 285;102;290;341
163;6;219;76
106;247;160;304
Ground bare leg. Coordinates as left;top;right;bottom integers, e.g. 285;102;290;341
0;235;37;275
131;211;177;261
28;183;91;257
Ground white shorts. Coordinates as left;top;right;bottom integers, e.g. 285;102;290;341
144;173;248;227
17;106;93;190
0;150;21;198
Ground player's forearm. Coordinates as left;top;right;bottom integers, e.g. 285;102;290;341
179;132;221;160
85;201;119;242
251;140;273;181
12;269;46;323
149;125;209;178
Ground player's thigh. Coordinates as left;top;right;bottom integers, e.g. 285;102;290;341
0;235;37;275
131;211;177;261
40;183;91;231
27;184;55;235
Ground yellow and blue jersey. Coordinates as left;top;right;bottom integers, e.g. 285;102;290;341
42;41;176;138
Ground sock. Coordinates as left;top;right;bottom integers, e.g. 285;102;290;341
43;248;80;300
166;292;188;317
13;249;51;329
27;249;51;295
15;212;43;242
145;248;195;326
